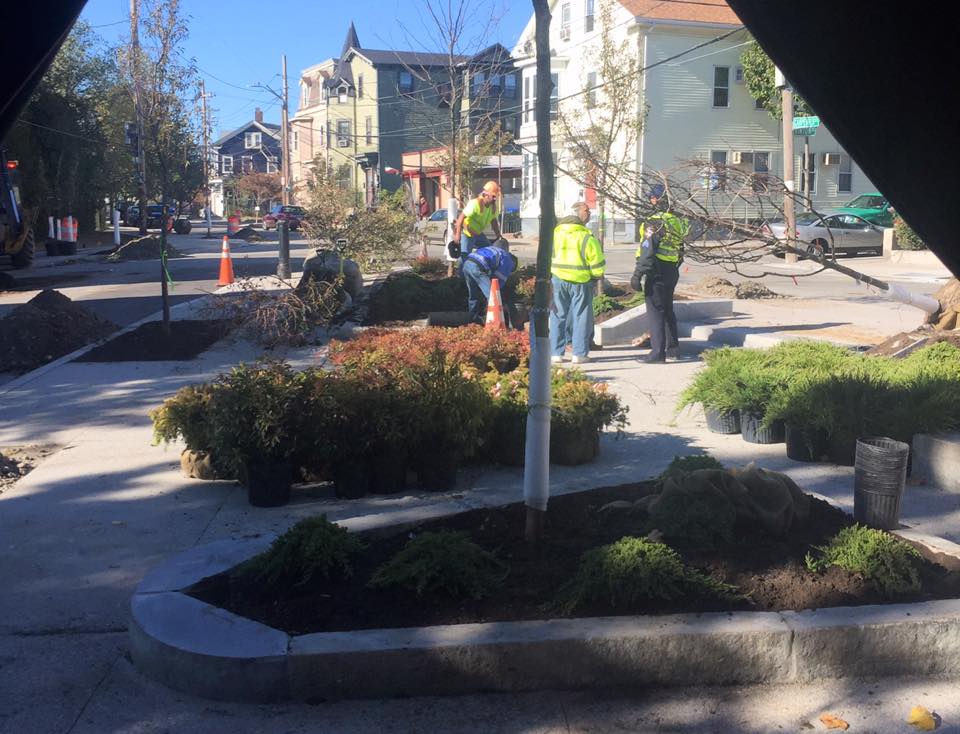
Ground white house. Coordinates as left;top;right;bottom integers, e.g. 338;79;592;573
512;0;881;240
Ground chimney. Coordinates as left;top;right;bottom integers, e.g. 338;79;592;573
255;107;263;123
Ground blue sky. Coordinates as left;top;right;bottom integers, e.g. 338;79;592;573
78;0;532;136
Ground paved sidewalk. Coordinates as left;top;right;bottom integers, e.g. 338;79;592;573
1;288;959;733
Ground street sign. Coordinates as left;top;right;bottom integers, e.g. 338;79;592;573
792;116;820;136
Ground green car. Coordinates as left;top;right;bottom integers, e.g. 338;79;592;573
834;192;894;227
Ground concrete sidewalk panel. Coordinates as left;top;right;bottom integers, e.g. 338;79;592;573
129;592;290;702
783;599;960;680
912;433;960;493
136;536;273;594
288;612;791;701
594;299;732;347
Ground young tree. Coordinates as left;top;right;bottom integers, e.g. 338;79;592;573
235;171;282;220
556;0;645;256
739;41;812;120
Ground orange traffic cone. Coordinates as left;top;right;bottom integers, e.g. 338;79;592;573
218;235;235;286
485;278;506;330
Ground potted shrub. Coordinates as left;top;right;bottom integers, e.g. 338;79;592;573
677;348;746;434
551;368;628;465
150;383;224;477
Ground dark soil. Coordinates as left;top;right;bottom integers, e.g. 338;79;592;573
0;273;91;294
365;271;467;324
0;444;59;495
867;328;960;357
189;483;960;635
0;290;118;373
105;235;184;262
76;319;231;362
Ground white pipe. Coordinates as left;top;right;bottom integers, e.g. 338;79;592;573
523;318;552;512
446;196;460;261
885;282;940;315
113;210;121;246
55;219;62;241
47;216;54;239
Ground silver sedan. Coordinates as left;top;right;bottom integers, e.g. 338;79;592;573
765;211;885;257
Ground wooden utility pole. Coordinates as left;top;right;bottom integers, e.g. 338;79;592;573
200;78;212;237
281;54;291;206
131;0;148;236
778;67;797;264
802;135;811;210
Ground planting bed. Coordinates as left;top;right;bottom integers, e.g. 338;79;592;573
77;319;231;362
364;269;466;325
189;481;960;636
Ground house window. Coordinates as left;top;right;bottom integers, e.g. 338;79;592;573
713;66;730;108
241;155;254;173
502;114;517;135
708;150;727;191
244;131;262;149
549;72;559;120
358;74;364;98
266;160;278;173
221;154;233;174
838;154;853;193
523;153;538;199
523;76;533;123
755;96;765;110
490;74;502;93
752;151;770;192
560;3;571;35
503;74;517;98
472;71;486;97
398;71;414;94
585;0;595;32
337;119;351;147
365;116;372;145
586;71;597;108
338;86;347;104
800;152;816;196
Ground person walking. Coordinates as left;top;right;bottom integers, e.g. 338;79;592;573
452;181;503;271
461;239;517;325
550;201;606;364
631;184;690;363
418;194;431;220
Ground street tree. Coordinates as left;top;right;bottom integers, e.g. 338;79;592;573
235;172;282;220
739;42;812;120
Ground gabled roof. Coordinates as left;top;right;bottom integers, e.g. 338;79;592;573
327;23;360;89
355;48;466;67
213;120;281;147
617;0;741;26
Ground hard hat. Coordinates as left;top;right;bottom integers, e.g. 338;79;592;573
482;181;501;196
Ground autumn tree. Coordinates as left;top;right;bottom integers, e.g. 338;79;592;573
235;171;282;219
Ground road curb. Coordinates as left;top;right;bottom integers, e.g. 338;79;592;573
129;508;960;703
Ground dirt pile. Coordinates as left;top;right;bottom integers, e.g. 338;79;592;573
927;278;960;330
692;276;781;299
0;290;118;373
234;226;263;242
105;235;183;262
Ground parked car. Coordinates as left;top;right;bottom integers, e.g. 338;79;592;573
833;192;895;227
126;203;176;229
766;211;885;257
417;208;450;241
263;205;306;231
123;205;139;226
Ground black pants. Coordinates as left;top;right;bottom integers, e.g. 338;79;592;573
643;259;680;358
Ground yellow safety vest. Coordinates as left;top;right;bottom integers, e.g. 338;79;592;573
551;222;605;283
637;211;690;263
462;197;497;236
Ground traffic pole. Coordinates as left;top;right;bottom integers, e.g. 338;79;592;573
113;209;121;246
778;66;798;264
277;220;291;279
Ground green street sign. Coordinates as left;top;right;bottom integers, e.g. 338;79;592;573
792;116;820;135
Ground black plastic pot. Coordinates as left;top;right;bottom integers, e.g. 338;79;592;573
705;407;741;434
370;449;407;494
740;412;785;444
333;462;370;499
551;426;601;466
854;437;910;530
827;433;857;466
245;460;292;507
785;423;829;462
45;240;60;257
58;240;78;256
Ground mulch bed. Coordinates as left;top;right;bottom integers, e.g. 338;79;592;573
0;290;118;373
76;319;231;362
365;271;467;325
190;482;960;636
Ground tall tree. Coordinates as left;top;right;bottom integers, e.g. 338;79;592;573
235;171;282;220
739;42;812;120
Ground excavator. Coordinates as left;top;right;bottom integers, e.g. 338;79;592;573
0;149;34;268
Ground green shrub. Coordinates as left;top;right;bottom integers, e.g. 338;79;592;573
805;524;921;597
659;453;724;480
150;383;216;450
593;293;625;318
409;257;448;277
366;271;466;323
369;531;508;599
894;217;927;250
241;515;365;588
558;536;739;612
677;347;766;414
620;290;646;308
648;473;737;548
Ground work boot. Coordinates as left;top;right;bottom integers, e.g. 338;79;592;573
666;346;681;361
642;353;666;364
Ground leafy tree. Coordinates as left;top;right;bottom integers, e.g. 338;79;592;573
740;42;812;120
235;172;282;218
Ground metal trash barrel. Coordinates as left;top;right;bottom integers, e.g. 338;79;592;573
853;436;910;530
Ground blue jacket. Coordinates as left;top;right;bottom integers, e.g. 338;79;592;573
466;246;515;283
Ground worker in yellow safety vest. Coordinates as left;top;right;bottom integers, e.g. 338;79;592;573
550;201;606;364
451;180;504;270
631;184;690;363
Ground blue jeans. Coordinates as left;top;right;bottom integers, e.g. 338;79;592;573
550;276;595;358
462;259;492;324
459;231;491;272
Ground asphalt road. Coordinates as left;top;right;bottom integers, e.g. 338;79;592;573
0;225;950;329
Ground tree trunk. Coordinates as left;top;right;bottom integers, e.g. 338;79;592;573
524;0;556;543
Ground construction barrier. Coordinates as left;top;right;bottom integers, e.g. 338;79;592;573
485;278;506;330
217;235;235;286
60;216;77;243
227;216;240;236
48;216;55;239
